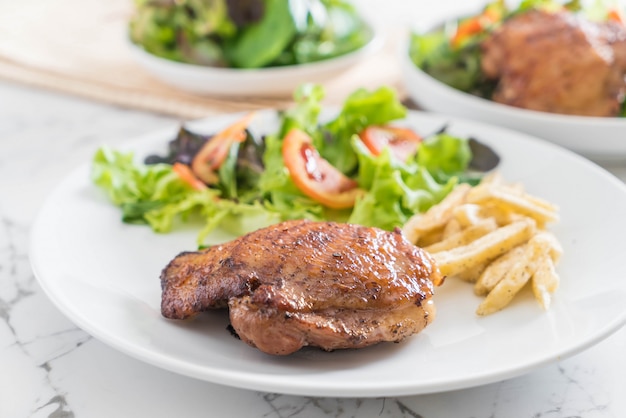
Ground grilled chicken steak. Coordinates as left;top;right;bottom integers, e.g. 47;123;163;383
481;10;626;116
161;219;443;355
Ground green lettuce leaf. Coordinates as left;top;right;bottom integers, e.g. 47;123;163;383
278;83;325;137
348;137;456;230
92;147;192;207
92;146;280;246
318;86;407;174
417;133;471;177
409;31;484;93
224;0;297;68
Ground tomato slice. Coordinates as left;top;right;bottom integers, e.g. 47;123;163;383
173;162;208;191
358;125;422;162
608;7;625;24
282;128;363;209
191;112;256;185
451;4;503;48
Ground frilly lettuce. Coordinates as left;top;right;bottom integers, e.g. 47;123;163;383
92;147;278;245
348;132;471;230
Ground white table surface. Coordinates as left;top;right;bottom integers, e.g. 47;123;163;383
2;1;626;416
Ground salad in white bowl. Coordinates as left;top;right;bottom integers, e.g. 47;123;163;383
128;0;382;95
403;0;626;158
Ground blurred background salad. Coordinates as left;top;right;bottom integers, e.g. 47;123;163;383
129;0;374;68
409;0;626;117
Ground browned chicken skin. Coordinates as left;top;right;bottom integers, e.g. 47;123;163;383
161;219;443;355
481;10;626;116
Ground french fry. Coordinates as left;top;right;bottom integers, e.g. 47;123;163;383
432;217;536;277
476;233;551;316
452;204;485;228
402;214;425;245
416;227;445;247
425;218;498;253
455;262;487;283
482;171;524;194
453;202;520;227
531;253;559;310
402;183;471;244
479;203;521;225
466;184;559;224
474;244;527;296
539;231;563;263
480;171;504;186
442;218;463;239
403;171;562;315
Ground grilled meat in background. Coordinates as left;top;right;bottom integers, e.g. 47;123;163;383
481;9;626;117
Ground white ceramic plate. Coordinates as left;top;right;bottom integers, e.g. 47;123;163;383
401;37;626;159
128;27;382;97
30;110;626;397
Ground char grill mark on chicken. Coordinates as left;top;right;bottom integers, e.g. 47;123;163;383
481;10;626;116
161;219;443;355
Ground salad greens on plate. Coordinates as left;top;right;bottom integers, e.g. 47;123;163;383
92;84;487;246
129;0;373;68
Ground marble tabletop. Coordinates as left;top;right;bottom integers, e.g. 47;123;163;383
2;2;626;415
3;79;626;418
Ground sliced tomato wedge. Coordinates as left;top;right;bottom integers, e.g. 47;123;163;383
172;162;208;191
282;128;363;209
451;18;484;48
358;125;422;162
608;7;625;24
451;4;503;48
191;112;256;185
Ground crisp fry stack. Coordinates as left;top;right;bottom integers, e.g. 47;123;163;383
402;173;562;316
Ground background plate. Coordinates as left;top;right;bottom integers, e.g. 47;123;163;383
401;35;626;159
127;25;382;97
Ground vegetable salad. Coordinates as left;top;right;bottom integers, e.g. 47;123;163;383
92;84;483;246
130;0;373;68
409;0;626;114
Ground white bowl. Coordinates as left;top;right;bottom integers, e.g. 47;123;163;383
401;38;626;159
128;28;383;98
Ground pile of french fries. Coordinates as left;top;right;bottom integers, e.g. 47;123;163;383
402;173;562;316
